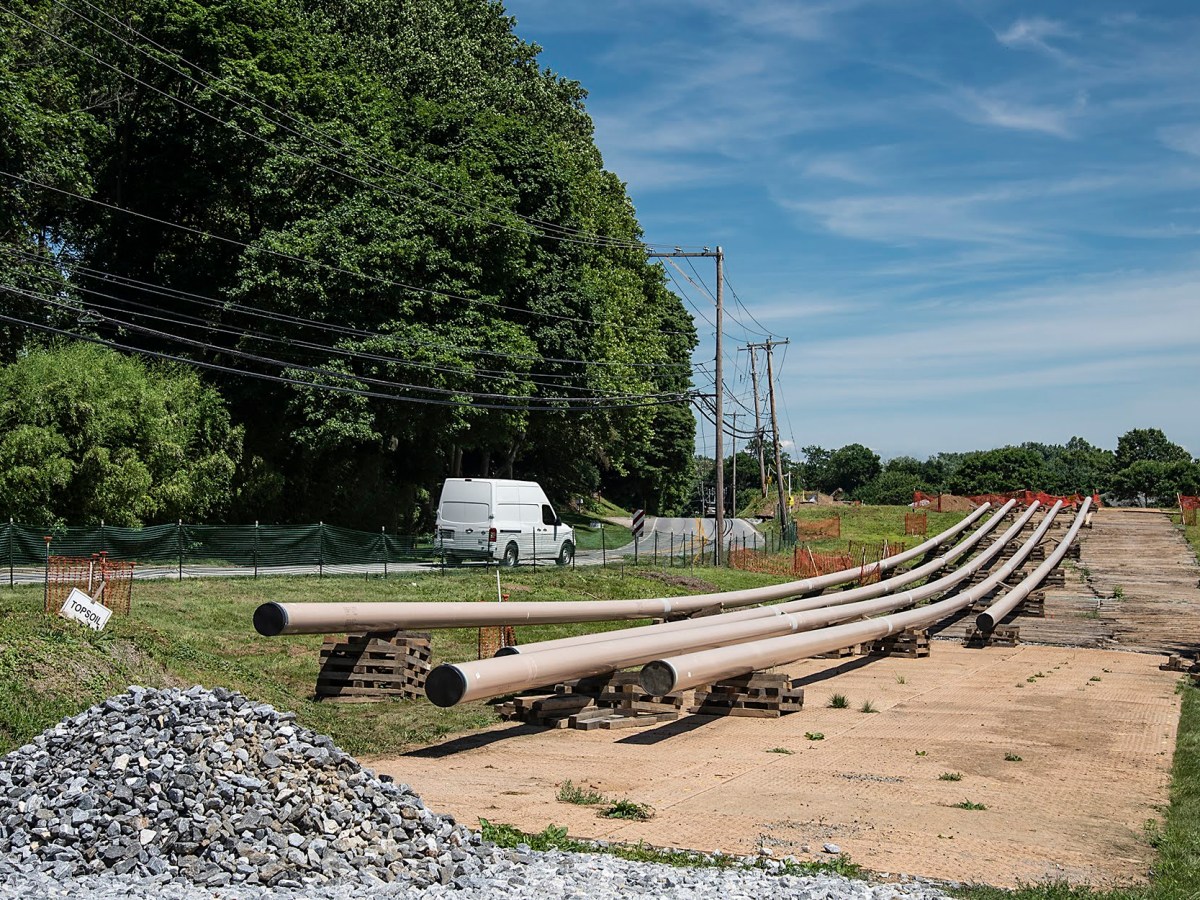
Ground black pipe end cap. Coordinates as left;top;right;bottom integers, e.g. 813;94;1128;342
493;646;520;657
974;612;995;633
253;602;287;637
639;661;676;697
426;664;469;707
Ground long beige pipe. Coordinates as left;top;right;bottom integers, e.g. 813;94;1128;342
976;496;1092;631
253;504;992;636
497;500;1018;657
423;504;1034;707
639;501;1070;695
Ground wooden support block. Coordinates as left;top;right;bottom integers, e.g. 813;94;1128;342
963;625;1019;648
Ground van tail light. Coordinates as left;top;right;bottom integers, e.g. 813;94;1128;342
488;527;497;543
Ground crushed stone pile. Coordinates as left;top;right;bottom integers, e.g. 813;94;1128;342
0;685;500;889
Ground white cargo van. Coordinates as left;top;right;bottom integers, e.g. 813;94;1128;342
435;478;575;567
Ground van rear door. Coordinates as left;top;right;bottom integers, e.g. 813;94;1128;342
437;480;492;556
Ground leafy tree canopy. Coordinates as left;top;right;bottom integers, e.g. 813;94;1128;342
0;344;243;526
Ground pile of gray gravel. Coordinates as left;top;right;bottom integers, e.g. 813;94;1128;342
0;685;951;900
0;685;495;889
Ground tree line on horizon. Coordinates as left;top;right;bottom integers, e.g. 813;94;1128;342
0;0;698;528
714;431;1200;513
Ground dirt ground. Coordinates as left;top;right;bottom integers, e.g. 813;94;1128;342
373;509;1199;888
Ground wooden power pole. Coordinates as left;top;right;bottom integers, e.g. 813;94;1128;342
763;338;790;530
741;344;768;497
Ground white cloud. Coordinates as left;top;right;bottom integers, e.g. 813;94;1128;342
954;89;1077;138
1159;123;1200;157
996;16;1073;59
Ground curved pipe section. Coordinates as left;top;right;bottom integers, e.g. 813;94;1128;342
640;502;1071;696
254;505;993;636
423;504;1030;707
975;496;1092;631
496;500;1017;658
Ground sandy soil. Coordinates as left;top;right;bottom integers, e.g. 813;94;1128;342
372;509;1198;888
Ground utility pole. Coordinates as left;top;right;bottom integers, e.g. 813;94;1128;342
763;338;790;530
740;344;768;497
648;246;724;563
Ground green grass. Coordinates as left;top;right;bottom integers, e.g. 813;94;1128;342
600;799;654;820
0;565;791;756
1184;522;1200;565
786;504;969;554
805;732;825;741
767;746;795;754
556;780;607;806
953;800;988;811
478;820;865;878
940;772;964;781
559;511;633;551
828;693;849;709
1004;752;1024;762
860;699;878;713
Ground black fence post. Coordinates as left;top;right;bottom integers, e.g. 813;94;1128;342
177;520;183;582
43;535;51;610
318;522;325;578
532;528;537;569
601;524;606;568
381;527;388;580
253;521;259;580
653;531;658;567
8;518;12;589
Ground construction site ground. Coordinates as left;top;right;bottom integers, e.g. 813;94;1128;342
374;508;1200;889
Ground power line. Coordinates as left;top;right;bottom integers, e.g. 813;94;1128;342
0;169;695;337
2;286;697;411
3;247;691;371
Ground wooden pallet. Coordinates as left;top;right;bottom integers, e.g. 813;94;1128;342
690;672;804;718
316;631;432;700
1160;654;1199;673
497;671;685;728
963;624;1019;647
1017;592;1045;617
815;644;862;659
867;629;930;658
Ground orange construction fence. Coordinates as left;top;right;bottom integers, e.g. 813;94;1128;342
1180;495;1199;526
45;552;135;617
916;490;1101;510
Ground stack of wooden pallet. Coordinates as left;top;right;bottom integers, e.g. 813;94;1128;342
315;631;432;700
868;628;930;658
691;672;804;718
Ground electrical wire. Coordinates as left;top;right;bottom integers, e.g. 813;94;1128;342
0;169;694;337
2;286;697;411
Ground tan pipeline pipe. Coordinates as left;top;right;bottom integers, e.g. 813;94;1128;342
253;504;993;636
639;501;1070;696
496;500;1018;658
423;503;1033;707
976;497;1092;632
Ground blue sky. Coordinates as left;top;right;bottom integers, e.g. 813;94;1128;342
503;0;1200;461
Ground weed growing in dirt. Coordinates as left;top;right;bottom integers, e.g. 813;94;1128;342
915;750;927;757
953;800;988;810
895;675;907;684
1005;752;1023;762
1111;585;1125;600
601;800;654;821
828;693;849;708
767;747;795;754
805;732;825;741
859;700;878;713
1090;676;1103;682
1027;676;1038;683
556;780;606;805
939;772;964;781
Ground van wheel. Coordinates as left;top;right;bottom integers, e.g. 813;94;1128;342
501;543;519;567
556;542;574;567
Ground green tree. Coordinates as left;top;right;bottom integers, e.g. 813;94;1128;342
947;447;1046;495
0;344;242;525
820;443;882;496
